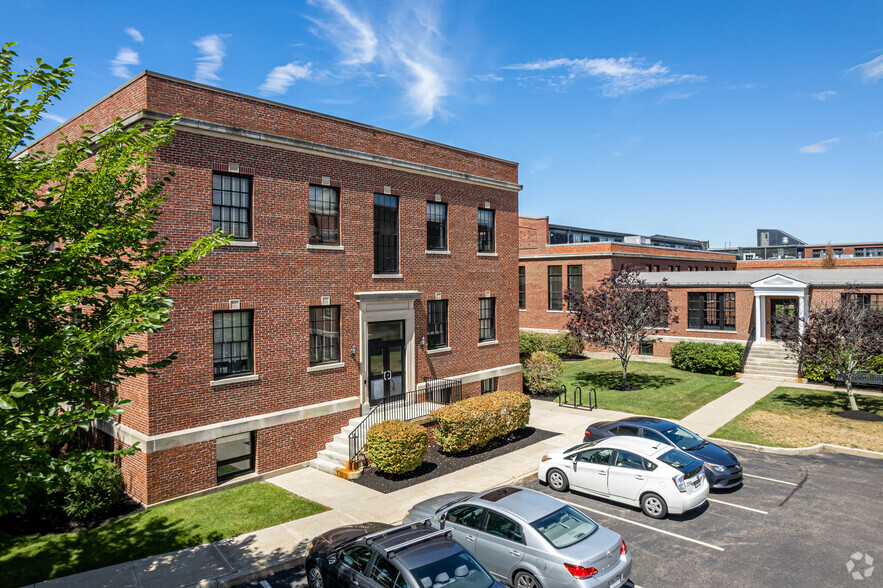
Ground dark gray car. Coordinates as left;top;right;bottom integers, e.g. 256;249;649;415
403;486;631;588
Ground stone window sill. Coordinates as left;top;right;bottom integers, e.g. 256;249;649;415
307;361;345;373
477;252;498;257
519;308;527;312
478;340;499;347
426;250;451;255
547;310;564;313
210;373;259;387
685;328;737;333
222;241;258;248
372;274;403;279
426;346;452;355
307;244;344;251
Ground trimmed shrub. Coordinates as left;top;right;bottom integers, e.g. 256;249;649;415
522;351;564;395
866;355;883;374
670;341;744;376
60;458;124;522
367;419;428;475
519;331;583;358
432;391;530;454
802;360;836;382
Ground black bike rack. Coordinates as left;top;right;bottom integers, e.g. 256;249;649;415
557;384;597;410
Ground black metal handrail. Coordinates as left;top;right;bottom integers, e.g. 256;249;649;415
557;384;597;410
347;378;462;469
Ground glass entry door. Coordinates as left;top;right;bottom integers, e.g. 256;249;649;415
771;299;796;340
368;320;405;406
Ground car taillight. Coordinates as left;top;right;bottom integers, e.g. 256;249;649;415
564;563;598;580
673;474;686;493
584;430;592;435
620;539;628;558
541;455;551;462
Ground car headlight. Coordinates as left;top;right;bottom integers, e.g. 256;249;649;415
705;463;727;473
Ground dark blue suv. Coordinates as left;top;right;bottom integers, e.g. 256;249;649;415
306;520;506;588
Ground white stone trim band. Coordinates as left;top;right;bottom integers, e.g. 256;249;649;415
416;363;523;388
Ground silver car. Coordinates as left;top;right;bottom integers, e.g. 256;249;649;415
403;486;631;588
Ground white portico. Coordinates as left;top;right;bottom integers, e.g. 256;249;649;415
749;274;808;342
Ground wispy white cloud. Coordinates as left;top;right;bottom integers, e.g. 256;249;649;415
260;62;313;95
851;53;883;83
193;34;228;85
43;113;66;124
470;73;503;83
528;157;552;176
723;82;759;90
504;56;704;97
125;27;144;43
306;0;377;66
658;91;695;103
810;90;837;102
800;137;840;154
612;136;642;157
109;47;139;79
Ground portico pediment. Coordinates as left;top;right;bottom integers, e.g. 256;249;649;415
750;274;807;291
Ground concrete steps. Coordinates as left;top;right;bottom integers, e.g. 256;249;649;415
742;342;799;379
308;416;367;477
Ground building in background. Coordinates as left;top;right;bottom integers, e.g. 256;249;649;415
711;228;883;263
32;72;522;504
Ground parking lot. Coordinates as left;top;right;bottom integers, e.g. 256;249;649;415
242;449;882;588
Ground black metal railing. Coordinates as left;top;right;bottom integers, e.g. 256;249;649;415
557;384;597;410
348;378;462;469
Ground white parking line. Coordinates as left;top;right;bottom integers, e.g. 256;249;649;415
743;473;798;486
707;498;768;515
561;499;725;552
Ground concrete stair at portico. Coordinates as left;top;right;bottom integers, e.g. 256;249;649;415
309;415;367;477
741;341;799;380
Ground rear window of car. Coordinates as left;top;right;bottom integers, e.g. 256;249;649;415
530;505;598;548
410;550;494;588
657;449;700;471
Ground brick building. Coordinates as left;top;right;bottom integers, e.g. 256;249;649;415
33;72;522;504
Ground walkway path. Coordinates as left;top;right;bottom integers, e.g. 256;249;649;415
678;377;779;437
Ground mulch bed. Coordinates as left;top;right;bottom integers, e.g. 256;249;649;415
0;495;143;537
836;410;883;422
353;427;558;494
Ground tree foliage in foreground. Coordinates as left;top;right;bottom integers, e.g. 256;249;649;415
781;291;883;411
565;266;675;388
0;42;229;515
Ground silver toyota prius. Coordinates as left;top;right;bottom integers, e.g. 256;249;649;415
403;486;631;588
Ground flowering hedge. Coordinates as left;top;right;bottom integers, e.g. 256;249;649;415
366;419;428;474
432;391;530;454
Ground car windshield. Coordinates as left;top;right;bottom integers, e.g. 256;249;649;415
564;440;600;455
530;505;598;549
660;425;706;451
658;449;699;471
410;550;495;588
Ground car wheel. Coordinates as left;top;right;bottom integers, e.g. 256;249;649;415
514;570;543;588
547;468;569;492
307;564;324;588
641;492;668;519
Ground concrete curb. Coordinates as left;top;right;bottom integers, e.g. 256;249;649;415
211;553;306;588
708;437;883;460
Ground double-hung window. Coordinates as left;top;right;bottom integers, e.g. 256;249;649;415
374;193;399;274
478;209;495;253
687;293;736;330
548;266;563;310
309;185;340;245
213;310;253;379
479;297;496;342
309;306;341;366
427;300;448;349
212;172;252;240
518;266;526;310
426;202;447;251
844;293;883;310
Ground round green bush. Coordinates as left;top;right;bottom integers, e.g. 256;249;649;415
432;391;531;454
366;419;428;475
522;351;564;394
61;458;124;522
670;341;743;376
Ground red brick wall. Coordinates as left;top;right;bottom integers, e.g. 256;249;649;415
255;409;359;474
145;441;216;504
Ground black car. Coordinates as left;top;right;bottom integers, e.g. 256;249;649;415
305;520;506;588
584;417;743;489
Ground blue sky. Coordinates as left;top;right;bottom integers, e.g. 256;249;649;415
5;0;883;247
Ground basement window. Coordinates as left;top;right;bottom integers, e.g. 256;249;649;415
217;432;255;482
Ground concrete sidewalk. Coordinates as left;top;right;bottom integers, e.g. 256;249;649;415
26;381;800;588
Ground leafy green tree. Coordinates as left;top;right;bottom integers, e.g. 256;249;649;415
0;43;229;515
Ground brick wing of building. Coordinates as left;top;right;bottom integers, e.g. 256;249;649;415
33;71;523;504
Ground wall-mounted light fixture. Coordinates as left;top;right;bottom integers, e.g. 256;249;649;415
419;336;426;348
350;344;358;356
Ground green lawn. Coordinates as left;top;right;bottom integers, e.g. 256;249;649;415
0;481;326;587
712;387;883;451
559;358;740;419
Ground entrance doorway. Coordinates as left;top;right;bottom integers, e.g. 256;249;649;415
770;299;797;340
367;320;405;406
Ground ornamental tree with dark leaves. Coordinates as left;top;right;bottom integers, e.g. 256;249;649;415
565;266;675;389
0;43;229;515
781;291;883;411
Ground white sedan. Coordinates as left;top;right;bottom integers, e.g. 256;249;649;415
538;436;709;518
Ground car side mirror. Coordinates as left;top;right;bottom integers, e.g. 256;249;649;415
328;554;338;566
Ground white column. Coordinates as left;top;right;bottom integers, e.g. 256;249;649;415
798;293;806;335
755;294;764;342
